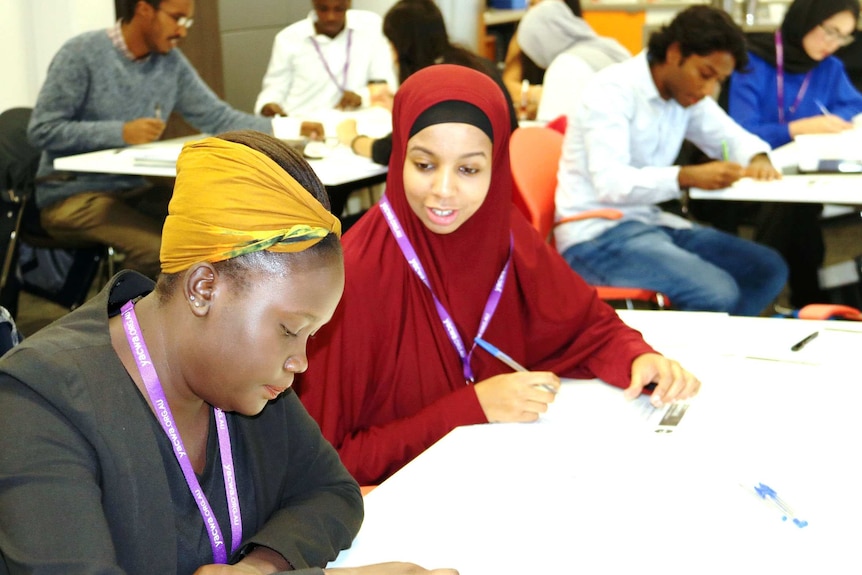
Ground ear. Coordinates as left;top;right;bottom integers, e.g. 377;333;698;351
135;0;155;18
184;262;217;316
667;42;682;66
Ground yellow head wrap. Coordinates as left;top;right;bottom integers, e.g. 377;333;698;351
160;137;341;274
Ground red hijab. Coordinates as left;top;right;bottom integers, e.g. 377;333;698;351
298;64;653;485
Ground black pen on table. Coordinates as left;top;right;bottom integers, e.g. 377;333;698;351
473;337;556;393
790;330;819;352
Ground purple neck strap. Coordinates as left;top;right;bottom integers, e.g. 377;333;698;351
379;195;512;382
775;29;812;124
121;300;242;564
311;28;353;93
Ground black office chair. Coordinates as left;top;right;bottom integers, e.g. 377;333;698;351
0;107;114;318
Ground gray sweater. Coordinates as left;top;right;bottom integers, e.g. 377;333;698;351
28;29;272;208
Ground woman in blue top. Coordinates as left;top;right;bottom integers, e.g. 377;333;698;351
728;0;862;307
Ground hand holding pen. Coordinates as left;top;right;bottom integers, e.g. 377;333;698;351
472;338;560;423
789;101;853;136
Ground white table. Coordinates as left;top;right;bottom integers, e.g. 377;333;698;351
53;137;387;189
689;136;862;205
689;173;862;204
54;136;388;218
328;311;862;574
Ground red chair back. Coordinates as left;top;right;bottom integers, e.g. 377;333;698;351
509;126;565;240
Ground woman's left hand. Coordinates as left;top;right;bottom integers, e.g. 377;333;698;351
624;353;700;407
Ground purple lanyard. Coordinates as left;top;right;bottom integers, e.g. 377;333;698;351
379;195;512;382
121;301;242;564
310;29;353;93
775;29;812;124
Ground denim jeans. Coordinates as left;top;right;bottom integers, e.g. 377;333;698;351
561;221;788;316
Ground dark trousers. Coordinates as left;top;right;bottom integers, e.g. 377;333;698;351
755;202;826;308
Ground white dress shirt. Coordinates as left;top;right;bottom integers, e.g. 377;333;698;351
255;9;396;117
553;51;771;254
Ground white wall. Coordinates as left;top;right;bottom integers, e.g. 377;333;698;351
352;0;397;17
353;0;483;51
436;0;481;51
1;0;114;112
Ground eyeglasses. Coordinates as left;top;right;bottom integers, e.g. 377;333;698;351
159;9;194;29
819;23;854;47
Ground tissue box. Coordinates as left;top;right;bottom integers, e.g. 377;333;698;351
489;0;528;9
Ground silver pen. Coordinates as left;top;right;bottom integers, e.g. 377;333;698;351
474;337;556;393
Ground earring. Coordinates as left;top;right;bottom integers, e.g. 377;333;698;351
189;295;195;301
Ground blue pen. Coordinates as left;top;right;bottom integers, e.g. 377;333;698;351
474;337;556;394
745;482;808;528
814;99;830;116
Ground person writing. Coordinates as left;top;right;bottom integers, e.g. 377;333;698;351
0;130;456;575
28;0;273;280
554;6;788;316
298;64;700;487
728;0;862;307
336;0;517;165
255;0;395;119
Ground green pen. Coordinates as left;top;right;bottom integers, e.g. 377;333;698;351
721;140;730;162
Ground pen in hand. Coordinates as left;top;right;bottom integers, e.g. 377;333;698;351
721;140;730;162
474;337;556;393
814;99;830;116
154;104;162;121
790;330;819;352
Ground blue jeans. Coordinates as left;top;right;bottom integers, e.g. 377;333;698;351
561;221;788;316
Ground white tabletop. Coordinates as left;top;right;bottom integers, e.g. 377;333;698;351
52;108;392;188
53;136;387;189
328;311;862;574
688;173;862;204
689;135;862;205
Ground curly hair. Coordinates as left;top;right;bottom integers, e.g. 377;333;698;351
647;5;749;71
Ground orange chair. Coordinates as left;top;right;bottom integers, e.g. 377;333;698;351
509;125;669;310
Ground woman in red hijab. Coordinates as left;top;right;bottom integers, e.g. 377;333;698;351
298;64;699;486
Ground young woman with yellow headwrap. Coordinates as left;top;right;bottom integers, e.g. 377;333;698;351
0;130;457;575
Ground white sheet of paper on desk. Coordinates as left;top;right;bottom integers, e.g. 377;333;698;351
795;130;862;171
120;143;184;167
631;395;691;433
541;380;692;435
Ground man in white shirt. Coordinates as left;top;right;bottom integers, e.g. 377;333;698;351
554;5;788;316
255;0;396;118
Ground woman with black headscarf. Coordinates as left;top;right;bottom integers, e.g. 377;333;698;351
728;0;862;308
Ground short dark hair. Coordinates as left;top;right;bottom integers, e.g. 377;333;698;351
118;0;161;24
647;5;749;71
156;130;342;299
